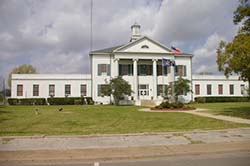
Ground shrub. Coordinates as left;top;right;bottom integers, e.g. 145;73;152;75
47;97;88;105
8;98;19;105
195;96;249;103
85;97;94;105
171;102;184;108
159;101;171;108
158;101;185;109
8;98;46;105
195;97;206;103
20;98;47;105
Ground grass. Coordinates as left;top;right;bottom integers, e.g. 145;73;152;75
0;105;249;136
190;102;250;119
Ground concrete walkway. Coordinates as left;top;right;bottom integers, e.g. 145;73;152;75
0;128;250;162
1;128;250;151
139;108;250;124
186;109;250;124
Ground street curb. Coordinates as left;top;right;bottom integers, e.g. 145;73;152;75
0;141;250;162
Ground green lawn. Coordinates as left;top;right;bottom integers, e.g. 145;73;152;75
0;105;249;136
190;102;250;119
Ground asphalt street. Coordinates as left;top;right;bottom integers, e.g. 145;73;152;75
2;151;250;166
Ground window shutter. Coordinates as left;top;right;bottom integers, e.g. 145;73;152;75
98;64;101;76
98;85;101;96
175;66;178;76
184;66;187;76
107;64;110;76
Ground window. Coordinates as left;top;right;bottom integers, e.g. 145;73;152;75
157;65;170;76
17;84;23;96
141;45;149;49
207;84;212;95
229;84;234;95
97;84;110;97
81;84;87;96
119;64;133;76
98;64;110;76
65;84;71;96
157;84;169;96
33;84;39;96
175;65;187;77
49;84;55;97
218;84;223;95
195;84;200;95
241;84;245;95
138;64;152;76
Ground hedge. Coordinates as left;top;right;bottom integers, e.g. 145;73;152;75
8;98;47;105
47;97;89;105
8;97;95;105
85;97;94;105
195;96;250;103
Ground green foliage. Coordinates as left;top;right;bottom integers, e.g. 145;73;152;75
0;95;4;102
102;76;133;105
233;0;250;34
195;97;206;103
7;98;19;105
217;1;250;98
173;77;191;101
8;64;37;88
8;97;94;105
85;97;94;105
158;101;184;109
8;98;47;105
47;97;87;105
195;97;249;103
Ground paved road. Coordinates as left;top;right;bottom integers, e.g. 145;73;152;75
2;151;250;166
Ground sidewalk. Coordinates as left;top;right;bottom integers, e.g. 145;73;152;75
140;108;250;124
0;128;250;162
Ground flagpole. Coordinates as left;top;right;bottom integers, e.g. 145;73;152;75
162;60;165;99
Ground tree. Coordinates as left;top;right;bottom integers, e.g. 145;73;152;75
8;64;37;88
173;77;192;102
233;0;250;34
217;0;250;97
102;76;133;105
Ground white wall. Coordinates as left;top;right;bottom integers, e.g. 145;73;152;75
192;75;249;99
11;74;92;98
91;54;113;104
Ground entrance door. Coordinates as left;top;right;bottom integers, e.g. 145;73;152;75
139;84;149;99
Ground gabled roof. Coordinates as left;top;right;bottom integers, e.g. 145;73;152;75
114;36;172;52
89;36;193;56
90;45;124;54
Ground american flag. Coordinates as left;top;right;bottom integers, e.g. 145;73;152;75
171;46;182;53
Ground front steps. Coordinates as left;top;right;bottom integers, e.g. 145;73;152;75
140;100;156;107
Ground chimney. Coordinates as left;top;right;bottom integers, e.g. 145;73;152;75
130;22;141;42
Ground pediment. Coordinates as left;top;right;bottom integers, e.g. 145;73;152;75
114;36;172;54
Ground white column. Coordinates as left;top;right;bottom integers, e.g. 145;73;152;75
133;59;138;102
153;59;157;100
114;58;119;77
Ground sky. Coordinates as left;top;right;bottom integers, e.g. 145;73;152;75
0;0;240;82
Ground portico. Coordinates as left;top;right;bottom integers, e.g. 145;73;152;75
112;57;176;103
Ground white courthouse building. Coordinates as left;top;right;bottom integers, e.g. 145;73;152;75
11;23;249;105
